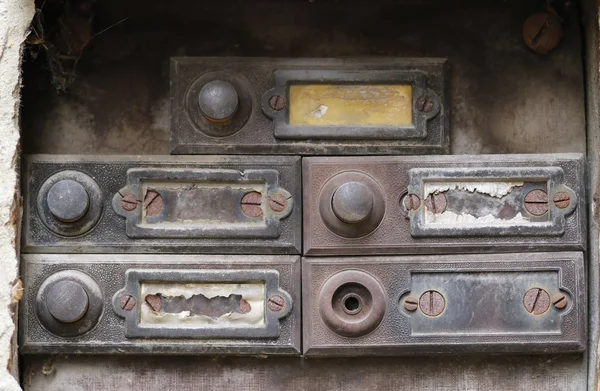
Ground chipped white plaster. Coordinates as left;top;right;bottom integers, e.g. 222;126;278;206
0;1;35;390
423;181;524;199
424;210;529;225
310;104;328;118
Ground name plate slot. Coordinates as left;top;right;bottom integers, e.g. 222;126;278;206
113;168;293;239
407;167;577;237
262;70;440;140
113;269;292;339
407;271;563;336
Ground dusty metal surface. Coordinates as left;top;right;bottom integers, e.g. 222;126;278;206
303;252;586;356
21;354;586;391
18;0;589;389
171;57;448;155
20;254;301;355
303;154;585;255
22;155;301;254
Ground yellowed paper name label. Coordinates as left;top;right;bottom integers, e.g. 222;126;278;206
289;84;412;126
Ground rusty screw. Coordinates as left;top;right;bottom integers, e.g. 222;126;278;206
552;292;568;309
144;190;163;217
553;192;571;209
403;194;421;211
523;12;564;55
524;189;549;216
145;294;162;312
416;96;434;113
424;193;447;214
419;290;445;316
267;295;284;312
239;299;252;314
269;193;288;212
523;288;550;315
269;95;286;111
119;293;136;311
404;296;418;312
120;194;138;212
241;191;263;217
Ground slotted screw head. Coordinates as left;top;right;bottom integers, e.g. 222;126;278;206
241;191;263;217
144;190;163;217
404;296;418;311
119;293;136;311
269;95;286;111
268;193;288;212
553;192;571;209
145;294;162;312
523;12;563;55
524;189;549;216
268;295;284;312
403;194;421;211
424;193;447;214
419;290;445;316
416;96;434;113
121;194;138;211
523;288;550;315
552;292;568;309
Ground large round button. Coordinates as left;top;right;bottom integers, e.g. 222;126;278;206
46;179;90;223
198;80;239;122
45;280;89;323
331;182;374;224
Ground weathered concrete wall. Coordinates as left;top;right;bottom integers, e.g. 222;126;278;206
0;0;34;390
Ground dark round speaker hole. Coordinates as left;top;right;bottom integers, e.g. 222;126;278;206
342;294;362;314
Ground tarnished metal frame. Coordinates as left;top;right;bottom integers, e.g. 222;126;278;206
302;154;586;256
112;168;293;239
171;57;449;155
261;69;440;140
408;166;577;237
22;155;301;254
113;268;292;339
20;254;302;355
302;252;586;356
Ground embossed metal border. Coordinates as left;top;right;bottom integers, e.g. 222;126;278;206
112;168;293;239
113;269;293;339
407;166;577;237
261;69;441;140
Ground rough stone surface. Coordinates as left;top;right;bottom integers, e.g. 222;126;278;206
0;0;34;390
